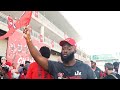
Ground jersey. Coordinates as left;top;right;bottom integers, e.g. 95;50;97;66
48;60;97;79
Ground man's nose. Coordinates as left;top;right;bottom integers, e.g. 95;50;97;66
63;49;68;53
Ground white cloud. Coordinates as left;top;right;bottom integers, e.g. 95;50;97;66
60;11;120;55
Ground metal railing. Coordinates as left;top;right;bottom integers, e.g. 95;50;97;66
33;12;68;39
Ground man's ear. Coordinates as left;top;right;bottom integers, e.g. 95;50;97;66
74;50;77;53
73;46;77;53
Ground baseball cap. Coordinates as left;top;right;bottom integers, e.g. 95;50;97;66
59;38;77;47
6;62;12;66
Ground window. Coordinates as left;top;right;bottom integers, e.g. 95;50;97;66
34;33;37;38
0;16;7;24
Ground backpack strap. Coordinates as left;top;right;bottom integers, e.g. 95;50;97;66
110;74;118;79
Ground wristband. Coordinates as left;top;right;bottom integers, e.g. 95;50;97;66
27;38;32;43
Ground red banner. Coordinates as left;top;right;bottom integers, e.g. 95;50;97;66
6;30;49;67
7;16;14;29
64;33;68;39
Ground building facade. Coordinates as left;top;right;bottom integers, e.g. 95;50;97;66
0;11;90;65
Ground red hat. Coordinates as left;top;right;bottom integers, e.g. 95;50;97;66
59;38;77;47
6;62;12;66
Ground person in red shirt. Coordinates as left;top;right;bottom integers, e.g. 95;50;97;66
1;57;12;79
6;62;12;79
19;67;27;79
26;46;53;79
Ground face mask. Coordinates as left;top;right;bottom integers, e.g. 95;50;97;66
61;52;75;64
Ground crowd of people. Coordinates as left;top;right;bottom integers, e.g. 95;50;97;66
91;60;120;79
0;46;53;79
0;56;30;79
0;26;120;79
0;55;119;79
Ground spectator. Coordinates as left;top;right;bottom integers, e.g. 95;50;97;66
18;64;24;74
1;66;9;79
24;61;30;70
113;62;119;74
1;57;7;67
91;60;102;79
19;67;27;79
26;46;53;79
103;63;120;79
0;57;12;79
118;62;120;74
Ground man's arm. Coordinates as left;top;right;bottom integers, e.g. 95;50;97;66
23;26;48;71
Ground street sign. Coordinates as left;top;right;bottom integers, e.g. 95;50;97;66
91;54;115;61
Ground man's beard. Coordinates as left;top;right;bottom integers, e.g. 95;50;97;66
61;52;75;63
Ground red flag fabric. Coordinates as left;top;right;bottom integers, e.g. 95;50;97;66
7;16;14;29
0;28;15;40
0;11;32;40
19;11;32;27
0;16;16;40
13;11;32;30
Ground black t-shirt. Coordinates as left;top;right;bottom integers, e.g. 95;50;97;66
103;73;120;79
48;60;97;79
94;67;102;79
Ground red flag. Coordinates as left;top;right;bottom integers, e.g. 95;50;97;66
7;16;13;29
0;29;15;40
0;11;32;40
19;11;32;27
34;11;38;18
14;19;20;30
0;16;16;40
13;11;32;30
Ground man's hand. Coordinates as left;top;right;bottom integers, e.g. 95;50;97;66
23;26;32;43
22;25;49;71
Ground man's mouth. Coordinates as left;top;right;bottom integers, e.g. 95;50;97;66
63;54;67;57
